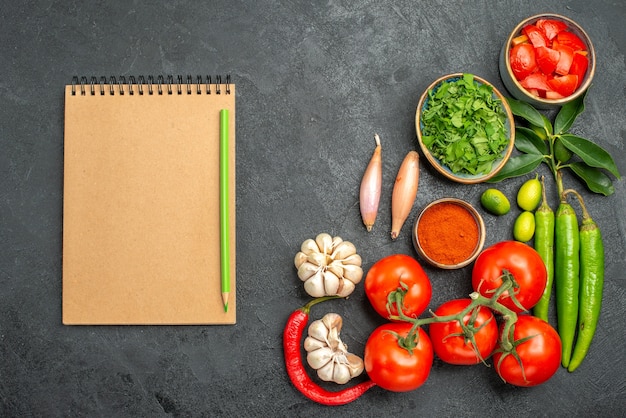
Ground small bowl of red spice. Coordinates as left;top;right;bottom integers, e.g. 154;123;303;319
412;198;486;269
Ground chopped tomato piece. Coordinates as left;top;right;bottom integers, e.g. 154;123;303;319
554;43;575;75
556;31;587;51
535;46;560;75
536;19;568;40
510;43;537;80
522;24;549;48
526;88;540;97
548;74;579;97
545;90;565;100
569;53;589;88
520;73;552;93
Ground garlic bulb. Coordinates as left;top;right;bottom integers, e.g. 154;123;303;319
304;313;364;384
294;233;363;298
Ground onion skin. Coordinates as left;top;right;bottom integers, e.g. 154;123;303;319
391;150;420;240
359;134;382;232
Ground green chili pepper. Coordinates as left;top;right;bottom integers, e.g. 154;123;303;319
554;196;579;368
533;176;554;322
567;191;604;372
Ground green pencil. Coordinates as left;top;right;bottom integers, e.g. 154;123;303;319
219;109;230;312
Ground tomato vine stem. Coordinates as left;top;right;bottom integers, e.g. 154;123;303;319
388;271;522;355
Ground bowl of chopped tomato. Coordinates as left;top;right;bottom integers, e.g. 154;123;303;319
499;14;595;109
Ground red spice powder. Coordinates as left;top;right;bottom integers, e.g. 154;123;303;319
417;202;479;265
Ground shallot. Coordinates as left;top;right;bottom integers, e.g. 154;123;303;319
390;150;420;240
359;134;382;232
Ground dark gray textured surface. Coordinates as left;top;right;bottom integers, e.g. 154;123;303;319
1;1;625;416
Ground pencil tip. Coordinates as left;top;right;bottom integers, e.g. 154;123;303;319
223;303;228;313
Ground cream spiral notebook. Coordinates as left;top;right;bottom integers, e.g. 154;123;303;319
62;75;236;325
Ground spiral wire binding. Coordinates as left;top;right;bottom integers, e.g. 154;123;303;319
71;74;231;96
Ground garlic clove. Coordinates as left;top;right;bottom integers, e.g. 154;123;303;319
307;251;328;268
341;264;364;284
297;261;319;281
326;327;347;352
331;235;343;251
341;253;362;267
307;318;329;342
315;233;333;255
303;336;327;352
326;260;344;279
331;363;352;384
321;312;343;334
304;271;326;297
332;241;357;261
316;358;336;382
336;279;356;298
300;238;320;255
294;251;308;269
323;270;340;296
346;353;365;378
306;347;334;370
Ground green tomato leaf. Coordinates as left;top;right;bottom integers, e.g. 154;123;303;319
569;162;615;196
487;153;544;183
515;126;548;155
559;134;621;179
554;90;587;135
505;97;546;129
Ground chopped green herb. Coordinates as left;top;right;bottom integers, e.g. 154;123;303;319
421;73;509;175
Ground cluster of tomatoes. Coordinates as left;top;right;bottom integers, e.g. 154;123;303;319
362;241;562;391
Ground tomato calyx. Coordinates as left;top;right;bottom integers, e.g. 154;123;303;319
383;324;423;355
474;268;528;312
493;332;537;384
385;280;411;318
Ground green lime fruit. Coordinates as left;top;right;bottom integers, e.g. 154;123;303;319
530;123;548;141
554;137;573;163
481;188;511;216
517;176;542;211
514;211;536;242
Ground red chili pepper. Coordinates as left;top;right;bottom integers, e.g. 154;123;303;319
283;297;376;406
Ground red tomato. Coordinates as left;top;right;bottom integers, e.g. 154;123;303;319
493;315;561;387
535;46;560;75
536;18;568;40
569;52;589;87
548;74;579;97
556;30;587;51
520;72;551;93
471;241;547;313
364;254;432;320
554;42;575;75
510;43;537;81
428;299;498;365
522;24;548;48
364;322;433;392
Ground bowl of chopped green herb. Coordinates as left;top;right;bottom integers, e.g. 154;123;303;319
415;73;515;184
